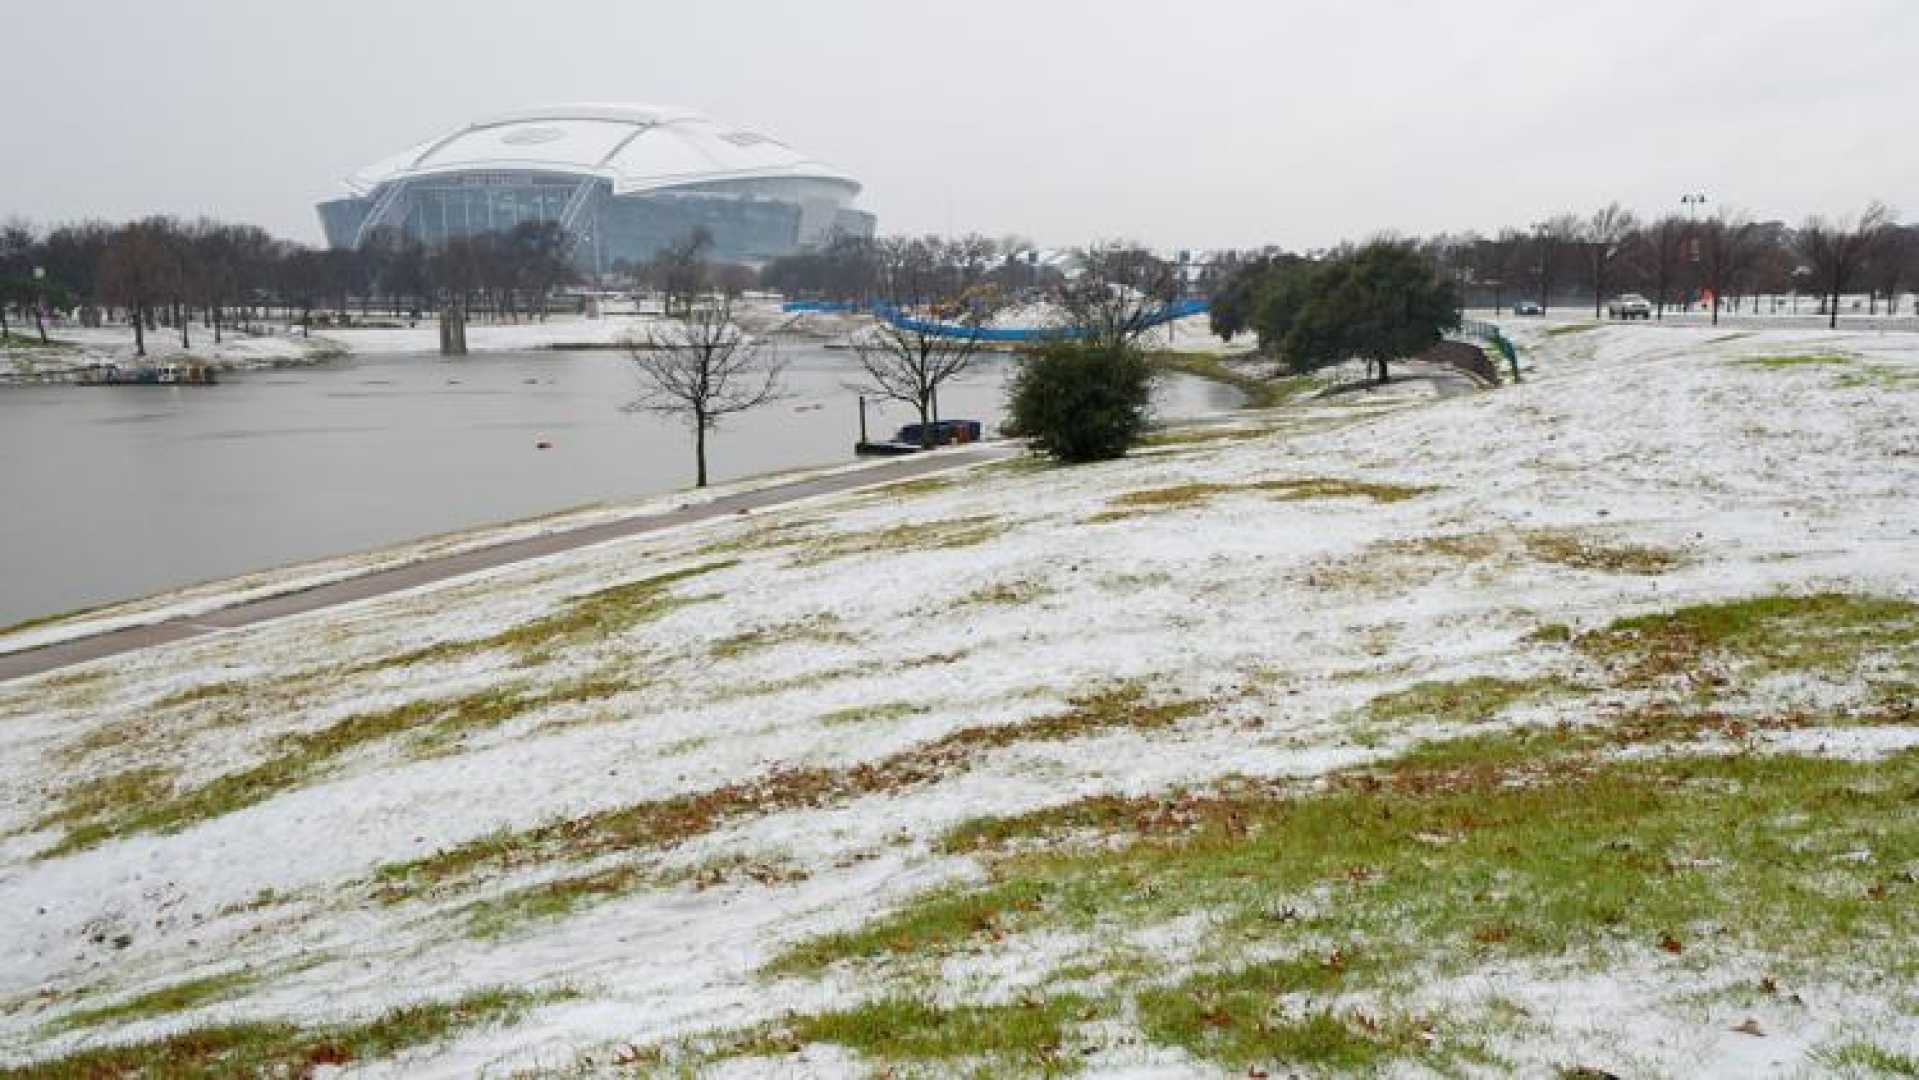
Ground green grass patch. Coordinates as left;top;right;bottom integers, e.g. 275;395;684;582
1544;323;1600;337
865;475;958;499
35;766;175;837
6;987;567;1079
51;971;257;1032
1138;958;1444;1073
0;332;72;350
1836;366;1919;390
954;579;1051;608
1096;476;1431;520
1520;530;1687;575
1139;425;1273;449
359;560;734;671
971;456;1057;480
1362;675;1574;727
710;613;854;660
785;995;1089;1070
1812;1039;1919;1076
820;702;928;726
772;742;1919;987
1734;354;1855;369
462;864;648;939
1575;592;1919;687
693;994;1092;1074
794;516;1006;566
464;853;811;939
152;679;249;710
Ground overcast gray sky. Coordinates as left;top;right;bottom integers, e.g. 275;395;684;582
3;0;1912;251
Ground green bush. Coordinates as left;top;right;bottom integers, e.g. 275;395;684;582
1006;341;1154;462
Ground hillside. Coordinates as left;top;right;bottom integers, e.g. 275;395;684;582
2;321;1916;1077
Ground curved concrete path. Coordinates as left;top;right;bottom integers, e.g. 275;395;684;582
1;446;1014;684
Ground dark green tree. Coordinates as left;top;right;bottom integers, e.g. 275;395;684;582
1252;257;1323;356
1209;252;1302;342
1007;341;1154;463
1280;242;1460;384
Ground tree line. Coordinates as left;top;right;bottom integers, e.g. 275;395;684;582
1212;201;1912;343
0;215;587;357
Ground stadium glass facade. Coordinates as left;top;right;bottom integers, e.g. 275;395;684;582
317;104;874;271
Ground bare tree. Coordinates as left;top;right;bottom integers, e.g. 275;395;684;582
1642;215;1693;318
1529;214;1584;312
654;227;712;318
1470;229;1526;314
850;316;991;449
506;220;575;320
711;262;757;299
0;219;33;341
1796;202;1894;329
1866;225;1912;316
99;217;181;357
1696;212;1759;326
1586;203;1640;317
629;297;784;487
1061;241;1183;348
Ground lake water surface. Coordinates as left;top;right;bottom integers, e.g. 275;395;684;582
0;345;1240;625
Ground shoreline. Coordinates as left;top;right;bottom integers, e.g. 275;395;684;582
0;442;1022;669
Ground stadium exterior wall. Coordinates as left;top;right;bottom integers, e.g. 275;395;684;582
315;104;874;272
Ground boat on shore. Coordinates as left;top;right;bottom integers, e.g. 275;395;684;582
855;419;983;456
78;363;219;386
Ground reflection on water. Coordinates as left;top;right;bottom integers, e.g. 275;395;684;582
0;344;1240;624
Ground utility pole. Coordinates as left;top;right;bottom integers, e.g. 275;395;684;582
1681;194;1708;311
31;266;48;343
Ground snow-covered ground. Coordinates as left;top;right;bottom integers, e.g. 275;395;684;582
1;323;339;375
1;319;1915;1076
3;313;670;377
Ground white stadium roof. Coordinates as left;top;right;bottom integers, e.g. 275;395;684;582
342;103;858;198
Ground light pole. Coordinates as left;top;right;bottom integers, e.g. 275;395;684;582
31;266;47;344
1680;195;1707;311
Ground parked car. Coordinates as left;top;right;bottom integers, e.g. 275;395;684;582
1606;293;1653;320
1513;300;1544;316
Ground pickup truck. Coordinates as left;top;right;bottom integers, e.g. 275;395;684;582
1606;293;1653;320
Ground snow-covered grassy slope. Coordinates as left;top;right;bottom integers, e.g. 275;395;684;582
1;321;1916;1077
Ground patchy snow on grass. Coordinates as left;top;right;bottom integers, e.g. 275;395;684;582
1;320;1916;1076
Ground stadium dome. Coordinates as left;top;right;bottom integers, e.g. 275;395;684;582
316;103;873;271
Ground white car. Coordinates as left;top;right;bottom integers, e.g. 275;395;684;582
1607;293;1653;320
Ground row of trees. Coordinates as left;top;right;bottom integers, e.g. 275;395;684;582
0;215;591;357
762;233;1057;309
1433;202;1906;330
1212;201;1911;340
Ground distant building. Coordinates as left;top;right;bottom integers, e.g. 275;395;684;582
316;103;874;272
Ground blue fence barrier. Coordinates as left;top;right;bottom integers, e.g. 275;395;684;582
783;297;1209;342
1453;318;1522;382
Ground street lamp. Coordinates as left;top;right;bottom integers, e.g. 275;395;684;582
1679;195;1708;311
30;266;48;344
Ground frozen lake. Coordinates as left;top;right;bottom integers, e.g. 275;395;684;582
0;345;1240;625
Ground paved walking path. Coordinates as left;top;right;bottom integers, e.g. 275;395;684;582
1;446;1014;684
